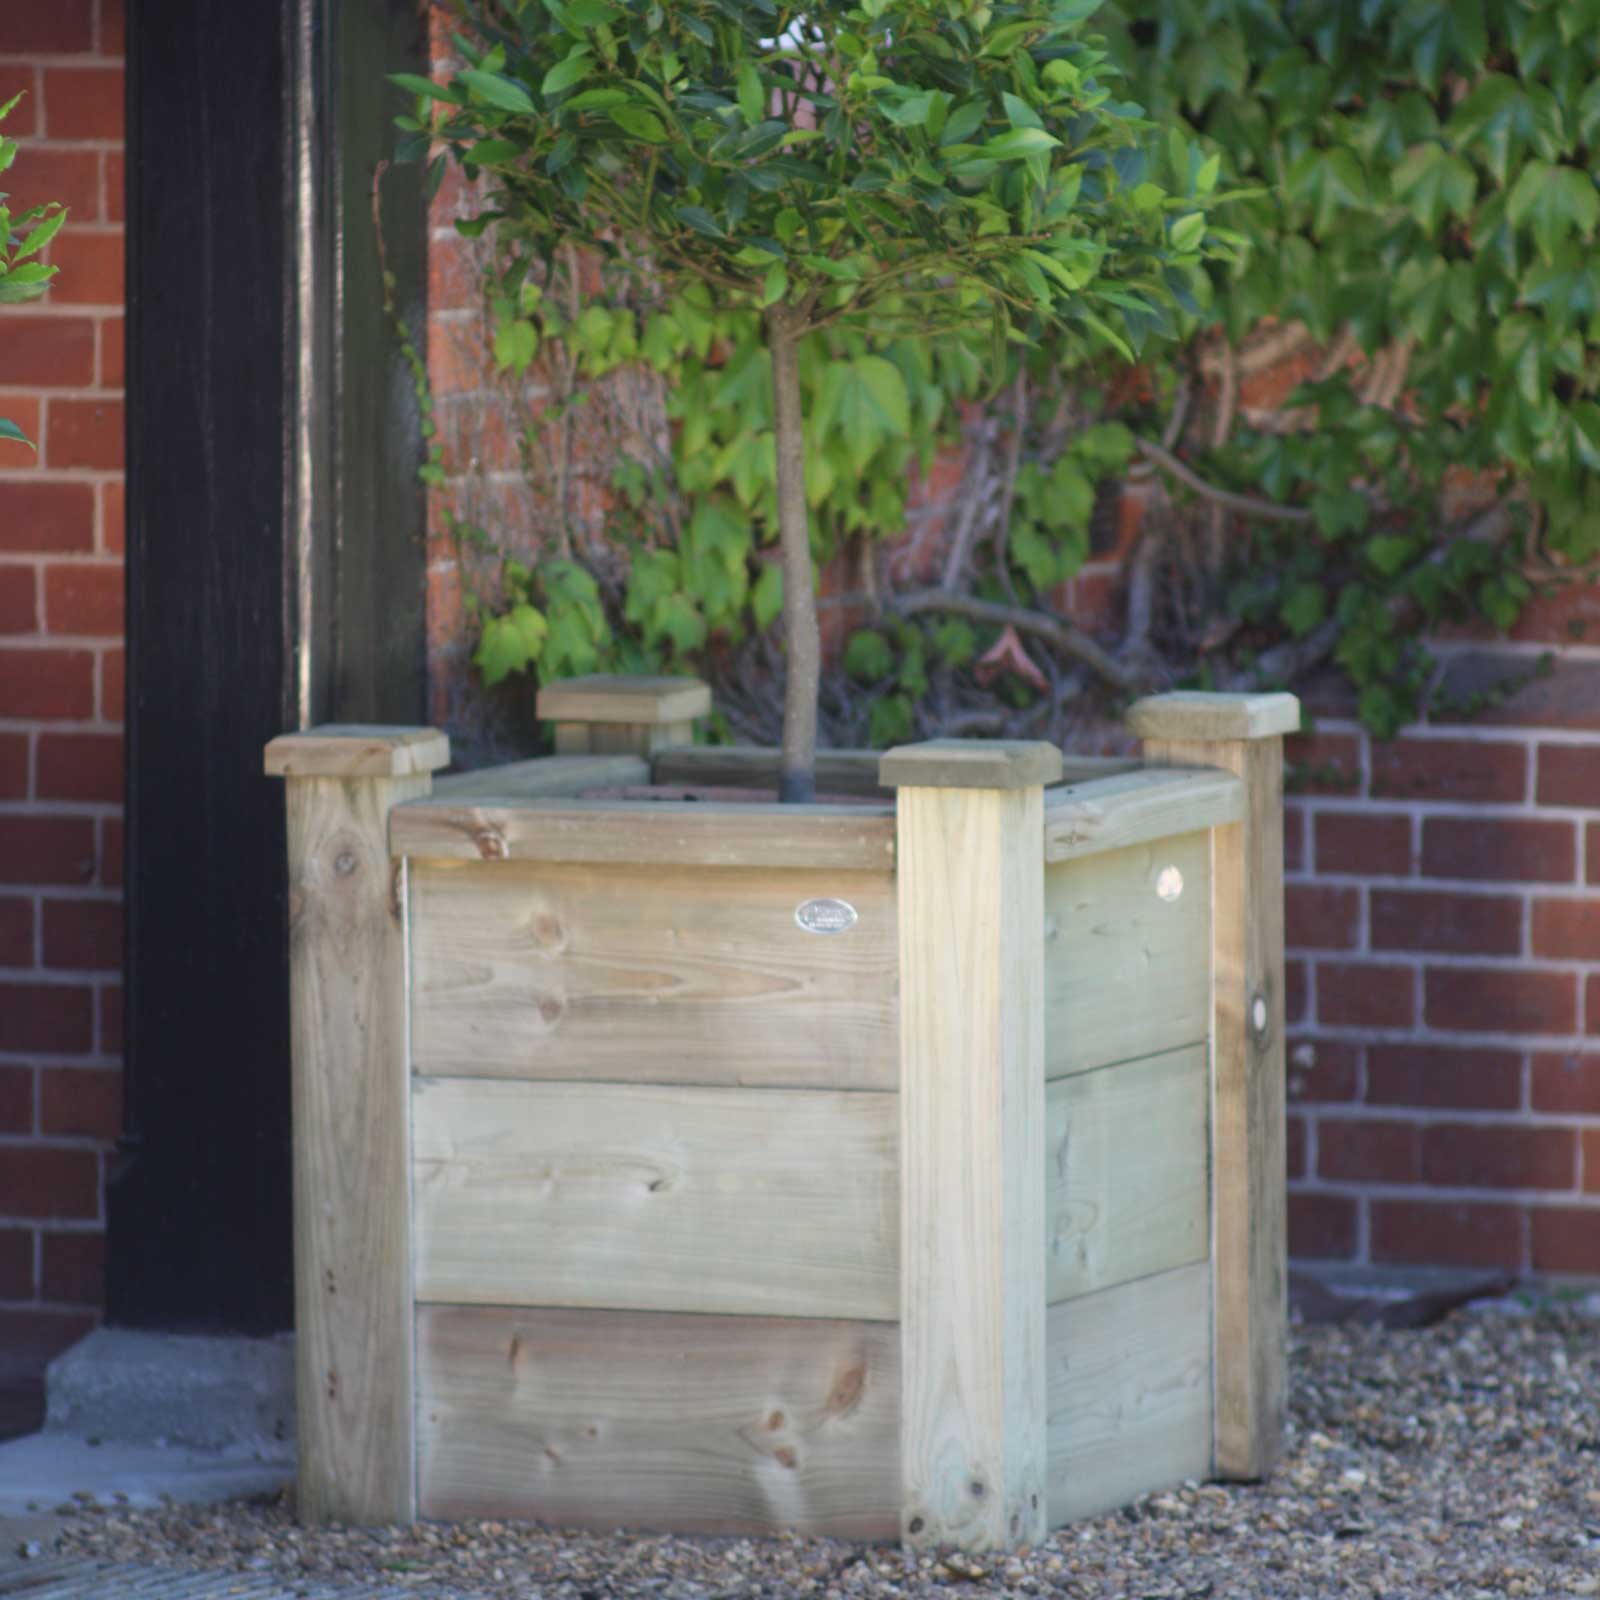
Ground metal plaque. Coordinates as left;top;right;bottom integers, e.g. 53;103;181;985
795;897;858;935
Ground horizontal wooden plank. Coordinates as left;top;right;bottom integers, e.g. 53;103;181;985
1044;767;1242;863
1045;831;1211;1079
417;1304;899;1537
1046;1046;1209;1304
1046;1262;1213;1525
431;754;649;803
413;1078;899;1320
264;724;449;779
536;674;712;725
1058;756;1141;784
652;744;889;796
390;797;896;871
409;861;897;1090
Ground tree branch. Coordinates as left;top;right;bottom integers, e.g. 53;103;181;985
1134;436;1315;525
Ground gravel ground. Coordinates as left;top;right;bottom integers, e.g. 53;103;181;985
32;1303;1600;1599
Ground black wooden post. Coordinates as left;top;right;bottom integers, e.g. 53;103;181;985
113;0;429;1331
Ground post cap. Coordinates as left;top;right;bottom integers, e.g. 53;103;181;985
879;739;1064;791
1126;691;1300;743
536;674;712;725
264;725;451;779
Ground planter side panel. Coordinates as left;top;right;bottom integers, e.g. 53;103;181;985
1044;832;1211;1080
417;1305;899;1536
410;860;897;1090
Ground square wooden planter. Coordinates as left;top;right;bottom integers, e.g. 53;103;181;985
265;677;1297;1551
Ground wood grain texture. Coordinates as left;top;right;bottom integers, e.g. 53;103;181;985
1046;1262;1213;1525
413;1077;899;1320
409;860;897;1089
388;797;896;871
881;739;1063;791
1144;733;1287;1481
536;674;712;724
897;784;1046;1550
1126;691;1300;743
431;754;648;803
1046;1046;1209;1305
553;720;695;755
1043;767;1243;863
417;1305;899;1537
1044;831;1211;1080
652;744;889;795
265;725;449;778
283;773;427;1524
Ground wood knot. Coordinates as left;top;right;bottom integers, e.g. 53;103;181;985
766;1410;785;1431
474;827;509;860
773;1446;798;1470
333;850;357;878
536;993;564;1026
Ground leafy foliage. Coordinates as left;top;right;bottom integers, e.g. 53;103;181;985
0;93;66;449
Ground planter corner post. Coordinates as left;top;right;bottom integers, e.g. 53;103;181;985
881;738;1063;1552
537;674;711;757
1126;690;1299;1482
264;724;451;1526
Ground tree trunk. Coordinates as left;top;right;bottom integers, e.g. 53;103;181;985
766;304;819;803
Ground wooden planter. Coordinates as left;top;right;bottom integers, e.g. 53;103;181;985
265;677;1296;1551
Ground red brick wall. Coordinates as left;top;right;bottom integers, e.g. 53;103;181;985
0;0;124;1345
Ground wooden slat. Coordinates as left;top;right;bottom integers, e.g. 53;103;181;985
413;1078;899;1320
1046;1046;1209;1305
897;783;1047;1550
1044;831;1211;1079
1043;767;1243;863
389;797;896;871
417;1305;899;1537
265;724;448;778
1146;729;1288;1480
652;744;889;795
1046;1262;1212;1525
536;673;711;724
409;861;897;1090
283;773;425;1524
431;754;648;803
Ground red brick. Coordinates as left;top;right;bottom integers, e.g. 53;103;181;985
1591;973;1600;1034
1318;1116;1420;1183
0;69;39;136
0;817;94;886
1422;817;1576;884
39;1065;119;1138
0;645;93;717
0;314;96;387
0;981;92;1052
0;564;38;633
0;1227;33;1299
1588;1130;1600;1193
40;1229;103;1305
0;1065;32;1134
1317;961;1415;1029
1532;1053;1600;1115
428;231;480;313
43;562;120;635
1368;1044;1522;1111
1286;884;1360;950
97;816;121;888
1371;1199;1523;1269
0;3;94;52
1426;966;1577;1036
1422;1123;1575;1191
1283;804;1304;872
46;396;122;468
49;227;122;308
1371;889;1523;956
1370;737;1526;804
41;67;122;140
1285;958;1307;1025
0;1147;98;1220
9;147;100;222
1536;744;1600;807
0;394;42;465
98;647;122;722
98;315;123;389
1530;1206;1600;1274
1315;812;1412;877
0;896;33;967
0;481;95;553
35;731;121;802
41;897;119;969
100;0;126;56
1286;1114;1306;1180
1287;1036;1360;1102
104;149;123;223
98;981;120;1053
100;479;122;555
1284;732;1363;797
1531;898;1600;960
0;735;24;800
1288;1192;1358;1260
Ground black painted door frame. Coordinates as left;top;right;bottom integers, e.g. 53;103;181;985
115;0;429;1332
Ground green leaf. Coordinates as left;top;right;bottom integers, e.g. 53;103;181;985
539;50;593;99
1507;162;1600;262
391;72;462;104
760;259;788;307
751;564;782;630
844;629;893;682
979;127;1060;161
610;104;665;141
1169;212;1205;252
850;356;911;435
676;205;725;239
1365;534;1416;575
737;63;764;126
1279;581;1326;638
1391;144;1475;237
0;415;34;449
460;68;538;113
493;318;539;373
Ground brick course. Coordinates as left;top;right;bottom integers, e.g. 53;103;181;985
0;0;124;1329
